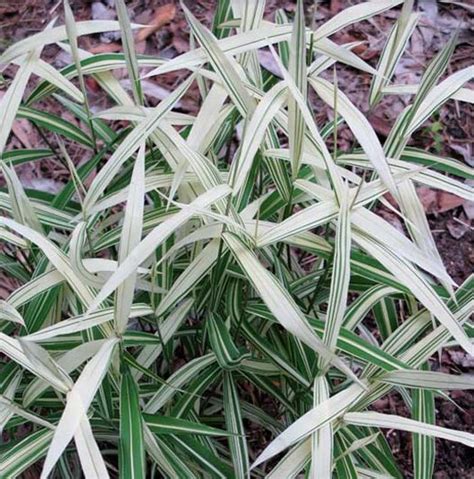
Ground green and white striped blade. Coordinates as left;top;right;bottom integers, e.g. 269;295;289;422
119;367;145;479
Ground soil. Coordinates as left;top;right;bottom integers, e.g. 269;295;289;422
374;388;474;478
0;1;472;477
431;213;474;286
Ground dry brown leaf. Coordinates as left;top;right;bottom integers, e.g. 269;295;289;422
337;33;368;56
89;42;122;54
417;186;466;214
88;3;175;55
446;217;470;239
136;4;176;43
330;0;342;14
435;191;466;213
368;115;392;137
377;209;405;235
134;40;147;56
172;34;190;54
385;187;466;214
12;119;33;149
414;187;437;211
463;202;474;220
463;182;474;220
85;77;101;93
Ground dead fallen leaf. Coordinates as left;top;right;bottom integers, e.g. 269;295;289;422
435;190;466;213
368;115;391;137
378;209;405;234
120;79;175;103
12;119;33;148
89;42;122;54
464;202;474;220
92;1;115;21
336;33;368;56
417;186;466;214
330;0;342;15
88;4;175;55
92;1;120;44
361;48;379;61
450;143;473;166
0;285;10;300
22;177;61;194
134;41;147;56
449;351;474;368
446;217;470;239
413;187;437;211
463;182;474;219
136;4;176;43
0;271;20;299
171;34;190;54
418;0;438;47
258;50;282;78
385;187;466;214
85;77;101;93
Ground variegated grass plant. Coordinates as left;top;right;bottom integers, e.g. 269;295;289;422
0;0;473;477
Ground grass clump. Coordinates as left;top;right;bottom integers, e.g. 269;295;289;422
0;0;472;477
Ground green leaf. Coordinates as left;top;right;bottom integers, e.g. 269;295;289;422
344;411;474;448
115;143;146;334
0;21;139;64
40;338;118;478
311;376;333;477
17;106;94;148
319;184;351;371
288;0;306;179
224;233;360;382
412;363;435;479
115;0;143;105
252;382;366;468
144;414;229;437
223;372;249;478
208;313;247;369
120;368;145;479
379;370;474;390
0;428;54;479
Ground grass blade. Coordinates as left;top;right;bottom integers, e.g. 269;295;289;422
120;368;145;479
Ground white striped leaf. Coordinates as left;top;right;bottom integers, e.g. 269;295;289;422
115;144;146;334
318;184;351;371
252;382;366;468
83;75;195;211
86;185;231;315
0;161;43;233
344;412;474;448
379;370;474;390
0;301;25;326
310;77;399;200
310;376;332;478
412;364;435;479
0;21;139;64
223;372;249;478
0;333;70;394
75;415;110;479
224;233;361;383
40;338;119;478
288;0;306;179
119;369;145;479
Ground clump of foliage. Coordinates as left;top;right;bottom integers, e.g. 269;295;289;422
0;0;473;477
